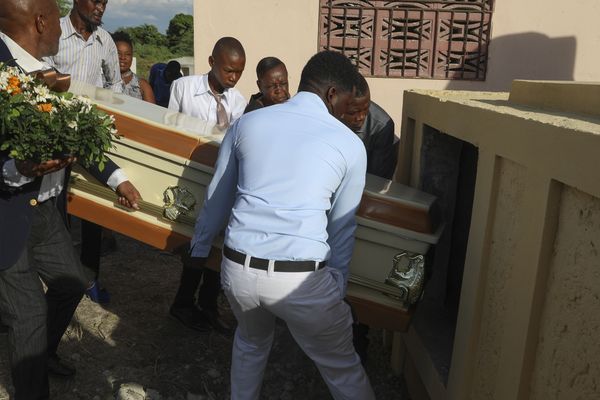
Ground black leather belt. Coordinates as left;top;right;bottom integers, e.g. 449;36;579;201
223;246;326;272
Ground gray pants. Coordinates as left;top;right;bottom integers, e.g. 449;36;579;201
221;257;375;400
0;200;90;399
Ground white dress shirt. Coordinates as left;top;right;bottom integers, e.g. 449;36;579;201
0;32;126;200
190;91;367;282
168;74;246;127
45;16;122;92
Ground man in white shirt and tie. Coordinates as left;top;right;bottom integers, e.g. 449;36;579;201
169;36;246;128
168;37;247;334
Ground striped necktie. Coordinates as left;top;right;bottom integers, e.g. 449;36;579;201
210;91;229;130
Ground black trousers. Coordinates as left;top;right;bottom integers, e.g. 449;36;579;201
0;201;90;399
173;246;221;311
80;219;102;279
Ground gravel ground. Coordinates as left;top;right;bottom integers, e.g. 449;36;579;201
0;230;409;399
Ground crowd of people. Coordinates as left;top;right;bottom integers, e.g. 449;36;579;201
0;0;398;399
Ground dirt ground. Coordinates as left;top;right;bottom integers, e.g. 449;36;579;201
0;228;410;399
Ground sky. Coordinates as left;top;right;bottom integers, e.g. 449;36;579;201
100;0;193;33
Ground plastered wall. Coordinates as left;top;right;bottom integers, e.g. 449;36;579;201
193;0;600;138
400;85;600;400
529;186;600;400
193;0;318;101
470;159;527;400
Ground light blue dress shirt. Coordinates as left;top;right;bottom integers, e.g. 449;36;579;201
190;91;367;280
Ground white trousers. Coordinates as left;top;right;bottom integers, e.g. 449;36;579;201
221;256;375;400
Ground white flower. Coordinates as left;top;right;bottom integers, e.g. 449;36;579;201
21;75;34;84
58;96;74;108
68;121;78;130
34;84;51;99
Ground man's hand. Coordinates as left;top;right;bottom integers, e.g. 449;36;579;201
15;157;76;178
116;180;141;210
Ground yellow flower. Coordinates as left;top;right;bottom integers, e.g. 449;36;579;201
37;103;53;112
7;75;22;94
8;76;20;87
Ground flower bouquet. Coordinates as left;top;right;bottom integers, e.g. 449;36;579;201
0;62;119;171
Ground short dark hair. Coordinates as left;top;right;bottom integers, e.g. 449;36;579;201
111;31;133;49
256;57;285;80
212;37;245;59
354;72;369;97
299;51;356;94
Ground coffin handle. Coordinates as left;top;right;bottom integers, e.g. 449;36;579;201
384;252;425;306
162;186;196;221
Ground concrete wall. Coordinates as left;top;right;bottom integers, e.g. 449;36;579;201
400;83;600;400
193;0;600;138
529;186;600;400
193;0;319;99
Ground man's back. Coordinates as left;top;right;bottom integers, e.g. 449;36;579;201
149;63;170;107
194;91;366;272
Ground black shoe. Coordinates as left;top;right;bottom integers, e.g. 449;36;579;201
202;308;233;335
47;355;76;377
169;305;211;333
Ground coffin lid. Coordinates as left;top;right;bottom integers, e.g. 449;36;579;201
71;81;441;241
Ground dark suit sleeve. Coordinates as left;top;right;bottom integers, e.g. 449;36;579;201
84;157;120;186
366;118;397;180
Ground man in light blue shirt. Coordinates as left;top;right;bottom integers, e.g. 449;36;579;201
189;51;375;400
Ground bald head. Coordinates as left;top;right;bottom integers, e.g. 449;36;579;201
0;0;32;27
0;0;61;60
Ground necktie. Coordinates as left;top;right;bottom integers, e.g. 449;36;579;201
210;91;229;130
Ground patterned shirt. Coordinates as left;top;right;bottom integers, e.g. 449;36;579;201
122;72;143;100
45;16;122;92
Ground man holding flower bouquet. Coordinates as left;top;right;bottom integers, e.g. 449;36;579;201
0;0;140;398
46;0;130;304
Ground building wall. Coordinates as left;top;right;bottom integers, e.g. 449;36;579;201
529;186;600;400
193;0;319;99
194;0;600;137
400;83;600;400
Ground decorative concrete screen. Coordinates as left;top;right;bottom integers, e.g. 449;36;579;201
319;0;494;80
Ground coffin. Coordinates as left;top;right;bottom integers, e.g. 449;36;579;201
67;82;442;332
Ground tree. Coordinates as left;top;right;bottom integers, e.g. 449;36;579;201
56;0;71;17
115;25;170;80
120;24;168;48
166;14;194;56
114;14;194;79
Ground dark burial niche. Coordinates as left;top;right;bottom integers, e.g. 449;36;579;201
413;124;478;385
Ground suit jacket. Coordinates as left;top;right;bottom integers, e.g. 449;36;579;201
0;38;119;270
356;101;398;180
